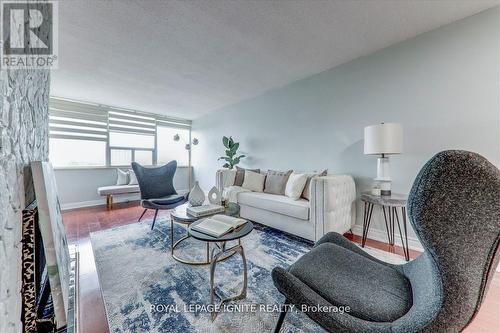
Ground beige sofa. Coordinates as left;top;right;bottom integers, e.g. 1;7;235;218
216;170;356;242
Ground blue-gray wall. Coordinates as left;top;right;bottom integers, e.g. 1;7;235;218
192;7;500;245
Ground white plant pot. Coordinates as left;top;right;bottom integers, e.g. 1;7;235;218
188;181;205;206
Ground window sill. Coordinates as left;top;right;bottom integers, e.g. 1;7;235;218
53;165;192;170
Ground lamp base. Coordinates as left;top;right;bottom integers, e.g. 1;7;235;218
375;156;392;196
377;180;392;196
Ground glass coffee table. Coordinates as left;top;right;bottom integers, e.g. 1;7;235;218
188;219;254;321
169;202;240;265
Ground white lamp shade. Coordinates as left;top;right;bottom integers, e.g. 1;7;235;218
364;123;403;155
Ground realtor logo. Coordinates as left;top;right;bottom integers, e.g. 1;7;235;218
1;1;58;69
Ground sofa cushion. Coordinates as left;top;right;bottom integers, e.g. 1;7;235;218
302;169;328;200
285;172;308;200
242;170;266;192
237;192;309;220
235;166;260;186
289;242;412;322
128;169;138;185
97;185;140;195
264;169;292;195
116;168;129;185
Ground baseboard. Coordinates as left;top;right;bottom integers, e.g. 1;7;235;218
60;189;189;211
60;197;139;210
351;225;423;251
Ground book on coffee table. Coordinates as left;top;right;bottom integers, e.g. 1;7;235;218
191;214;247;237
186;204;225;217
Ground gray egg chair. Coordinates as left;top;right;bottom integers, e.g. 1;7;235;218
272;150;500;333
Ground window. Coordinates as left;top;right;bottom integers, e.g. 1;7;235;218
157;126;189;166
110;149;132;166
109;132;155;149
134;150;153;165
50;138;106;167
48;99;108;167
108;109;155;166
48;98;191;168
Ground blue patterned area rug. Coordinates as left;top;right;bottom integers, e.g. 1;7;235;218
90;216;406;333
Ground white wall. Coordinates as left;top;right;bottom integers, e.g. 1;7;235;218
192;8;500;248
55;166;192;210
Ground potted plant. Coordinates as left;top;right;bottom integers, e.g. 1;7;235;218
218;136;245;169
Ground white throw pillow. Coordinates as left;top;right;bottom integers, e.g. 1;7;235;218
285;172;308;200
242;170;266;192
116;169;129;185
128;170;138;185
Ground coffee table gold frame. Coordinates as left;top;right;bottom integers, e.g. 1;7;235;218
170;215;238;265
209;240;247;321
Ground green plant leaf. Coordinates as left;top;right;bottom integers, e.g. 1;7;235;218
229;136;234;147
231;142;239;152
223;136;229;148
226;149;235;157
238;154;246;159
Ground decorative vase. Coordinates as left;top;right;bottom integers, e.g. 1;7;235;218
188;181;205;206
208;186;221;205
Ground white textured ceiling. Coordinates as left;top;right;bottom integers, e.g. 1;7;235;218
51;0;499;119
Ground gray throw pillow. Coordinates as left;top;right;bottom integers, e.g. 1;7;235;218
264;170;293;195
234;166;260;186
302;169;328;200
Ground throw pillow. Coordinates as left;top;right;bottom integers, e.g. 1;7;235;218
234;166;260;186
285;172;308;200
116;169;129;185
302;169;328;200
264;169;293;195
242;170;266;192
128;170;138;185
221;169;236;187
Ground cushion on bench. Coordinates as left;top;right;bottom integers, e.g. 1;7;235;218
97;185;140;196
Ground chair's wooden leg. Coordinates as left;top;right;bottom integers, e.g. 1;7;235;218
106;195;113;210
151;209;159;230
138;209;148;222
274;302;289;333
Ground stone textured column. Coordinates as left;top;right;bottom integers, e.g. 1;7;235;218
0;66;50;332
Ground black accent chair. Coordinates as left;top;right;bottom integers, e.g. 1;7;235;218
132;160;187;230
272;150;500;333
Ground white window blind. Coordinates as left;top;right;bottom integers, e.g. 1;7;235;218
48;97;192;167
49;99;108;142
156;116;191;130
108;108;156;136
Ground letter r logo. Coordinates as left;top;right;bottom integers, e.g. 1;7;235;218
2;2;53;55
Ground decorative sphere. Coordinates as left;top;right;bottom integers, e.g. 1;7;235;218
173;134;180;141
192;138;199;145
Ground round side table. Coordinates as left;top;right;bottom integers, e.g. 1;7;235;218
360;192;410;261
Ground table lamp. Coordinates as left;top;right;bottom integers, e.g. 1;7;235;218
364;123;403;196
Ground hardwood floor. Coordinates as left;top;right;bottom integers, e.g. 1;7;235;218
63;202;500;333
